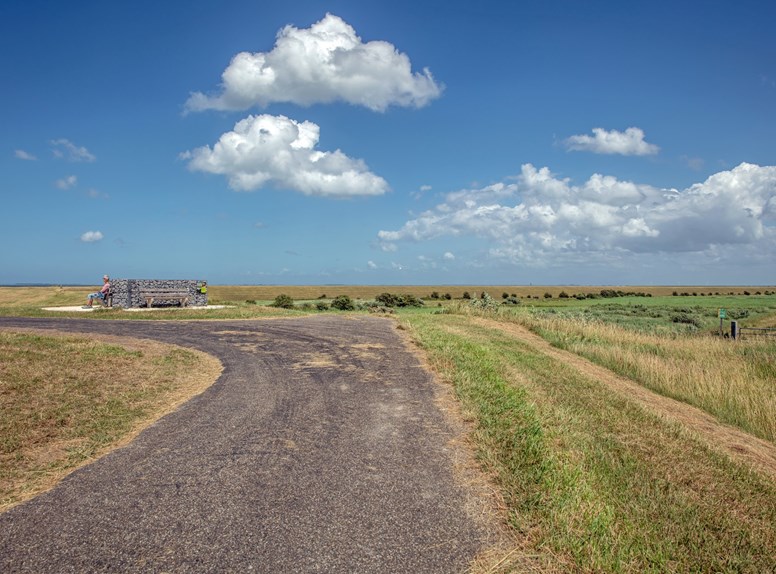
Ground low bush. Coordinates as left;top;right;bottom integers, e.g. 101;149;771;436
375;292;424;308
331;294;355;311
272;294;294;309
469;292;500;311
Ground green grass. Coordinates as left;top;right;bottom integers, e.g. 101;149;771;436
402;313;776;573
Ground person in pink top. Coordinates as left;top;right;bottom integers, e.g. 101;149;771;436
83;275;111;308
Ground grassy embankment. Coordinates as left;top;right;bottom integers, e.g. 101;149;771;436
401;307;776;572
0;331;222;511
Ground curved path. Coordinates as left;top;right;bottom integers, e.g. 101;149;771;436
0;316;489;573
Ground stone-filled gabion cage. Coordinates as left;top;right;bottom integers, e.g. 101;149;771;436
109;279;208;308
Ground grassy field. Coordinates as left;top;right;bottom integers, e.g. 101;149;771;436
0;331;222;511
1;285;775;571
401;311;776;572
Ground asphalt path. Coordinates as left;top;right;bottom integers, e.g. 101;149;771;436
0;316;489;573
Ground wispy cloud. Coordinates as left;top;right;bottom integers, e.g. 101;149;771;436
183;114;388;197
51;139;96;162
681;155;705;171
564;127;659;156
14;149;37;161
56;175;78;190
185;13;442;113
86;188;109;199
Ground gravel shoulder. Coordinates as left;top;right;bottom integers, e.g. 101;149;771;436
0;315;493;573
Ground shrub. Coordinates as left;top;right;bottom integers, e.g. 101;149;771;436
502;296;520;305
462;291;471;299
469;291;500;311
398;294;424;307
315;301;329;311
444;293;452;300
544;292;553;299
375;293;424;308
331;295;355;311
245;299;257;305
559;291;569;299
429;291;440;299
376;292;400;307
272;294;294;309
502;292;509;299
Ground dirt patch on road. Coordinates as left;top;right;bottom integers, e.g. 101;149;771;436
471;317;776;480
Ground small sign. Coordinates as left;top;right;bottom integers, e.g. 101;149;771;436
719;308;727;319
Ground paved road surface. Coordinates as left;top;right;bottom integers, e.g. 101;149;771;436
0;316;489;573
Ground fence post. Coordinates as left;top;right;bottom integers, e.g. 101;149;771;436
731;321;738;340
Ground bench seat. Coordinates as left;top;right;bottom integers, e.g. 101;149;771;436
139;289;190;308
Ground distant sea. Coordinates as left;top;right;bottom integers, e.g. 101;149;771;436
0;283;88;287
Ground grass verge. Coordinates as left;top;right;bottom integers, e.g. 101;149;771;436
0;330;222;512
504;310;776;443
402;313;776;573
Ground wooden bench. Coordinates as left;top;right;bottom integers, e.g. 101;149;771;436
139;289;190;308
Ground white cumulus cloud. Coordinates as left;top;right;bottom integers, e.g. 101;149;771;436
185;13;442;113
564;127;659;156
378;163;776;268
182;114;388;197
367;260;377;269
80;230;104;243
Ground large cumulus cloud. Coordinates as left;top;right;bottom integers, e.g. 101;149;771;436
378;163;776;265
182;114;388;197
185;13;442;113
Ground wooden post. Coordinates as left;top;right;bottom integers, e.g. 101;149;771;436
731;321;738;340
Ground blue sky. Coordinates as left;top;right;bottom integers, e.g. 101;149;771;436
2;0;775;286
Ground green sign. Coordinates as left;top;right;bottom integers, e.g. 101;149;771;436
719;308;727;319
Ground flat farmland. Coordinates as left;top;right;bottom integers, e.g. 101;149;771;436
208;284;773;302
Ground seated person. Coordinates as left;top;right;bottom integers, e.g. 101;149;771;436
84;275;111;308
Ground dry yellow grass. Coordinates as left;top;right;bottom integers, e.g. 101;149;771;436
0;329;222;512
513;313;776;443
